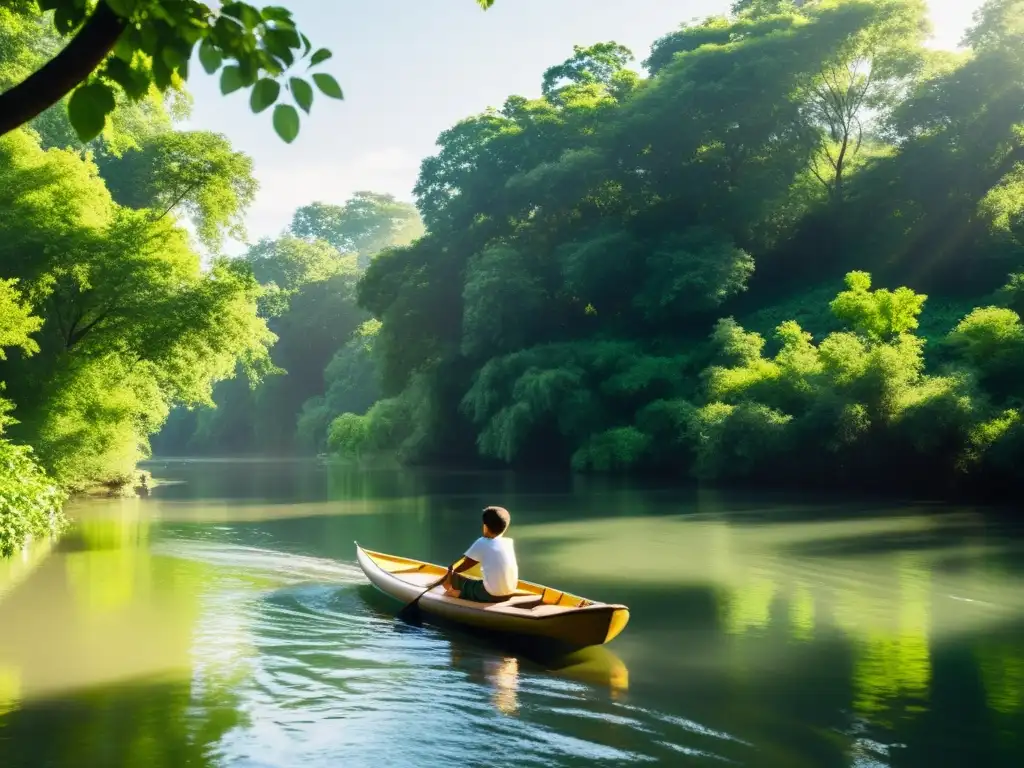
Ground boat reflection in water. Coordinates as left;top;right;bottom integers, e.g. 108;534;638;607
448;638;629;717
447;651;522;715
360;580;629;712
535;644;629;698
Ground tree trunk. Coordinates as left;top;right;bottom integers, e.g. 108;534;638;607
0;2;127;137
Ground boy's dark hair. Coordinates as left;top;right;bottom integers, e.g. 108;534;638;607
482;506;510;535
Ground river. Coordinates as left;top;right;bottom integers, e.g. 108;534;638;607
0;459;1022;767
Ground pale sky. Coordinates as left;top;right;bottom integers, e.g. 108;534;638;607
181;0;983;252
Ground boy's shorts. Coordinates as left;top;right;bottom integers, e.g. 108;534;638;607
451;573;508;603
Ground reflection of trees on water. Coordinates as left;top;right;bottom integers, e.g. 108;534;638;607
789;584;815;641
0;677;246;768
720;575;776;637
717;530;935;719
0;663;18;717
64;507;153;614
977;640;1024;716
0;536;54;606
844;554;931;728
705;518;1024;764
976;638;1024;756
0;503;255;768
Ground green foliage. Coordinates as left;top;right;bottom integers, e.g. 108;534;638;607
98;130;257;250
0;126;274;490
947;306;1024;403
829;270;928;340
245;234;354;291
295;319;380;452
68;80;116;140
152;190;420;457
458;341;690;464
29;355;169;487
290;193;424;267
289;76;312;113
142;1;1024;499
326;412;369;458
541;42;634;99
0;4;61;93
311;72;343;100
461;246;544;357
25;1;336;142
961;0;1024;52
680;273;1024;489
321;319;381;414
691;401;793;481
570;426;650;473
0;272;66;557
272;103;299;143
0;438;67;558
2;0;495;143
0;278;41;363
326;372;438;462
997;272;1024;315
0;3;510;516
635;229;755;320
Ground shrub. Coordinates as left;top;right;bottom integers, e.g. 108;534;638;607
0;439;67;558
326;413;370;459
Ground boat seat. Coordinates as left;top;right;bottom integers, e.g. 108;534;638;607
483;594;545;609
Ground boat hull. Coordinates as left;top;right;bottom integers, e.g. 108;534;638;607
355;544;629;650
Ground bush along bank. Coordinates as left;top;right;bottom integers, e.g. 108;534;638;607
329;271;1024;498
0;440;67;559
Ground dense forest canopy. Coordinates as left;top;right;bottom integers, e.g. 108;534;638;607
215;0;1022;497
152;192;421;457
0;1;449;544
3;0;1024;531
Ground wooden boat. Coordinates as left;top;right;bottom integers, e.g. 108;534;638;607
355;543;630;650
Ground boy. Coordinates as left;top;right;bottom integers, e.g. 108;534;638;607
442;506;518;603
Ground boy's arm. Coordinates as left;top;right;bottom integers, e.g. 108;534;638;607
451;556;478;574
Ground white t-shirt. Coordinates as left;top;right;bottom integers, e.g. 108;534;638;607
465;535;518;597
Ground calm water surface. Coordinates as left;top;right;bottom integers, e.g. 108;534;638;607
1;459;1022;767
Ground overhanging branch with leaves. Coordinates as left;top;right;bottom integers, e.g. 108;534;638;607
0;0;496;144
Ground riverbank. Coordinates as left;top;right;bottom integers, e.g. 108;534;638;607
0;441;67;559
0;457;154;561
79;470;156;499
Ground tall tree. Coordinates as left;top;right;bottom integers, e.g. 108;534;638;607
98;130;258;251
0;127;273;488
290;192;424;266
541;42;636;100
798;0;929;201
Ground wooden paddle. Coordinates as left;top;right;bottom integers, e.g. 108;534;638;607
396;560;459;621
